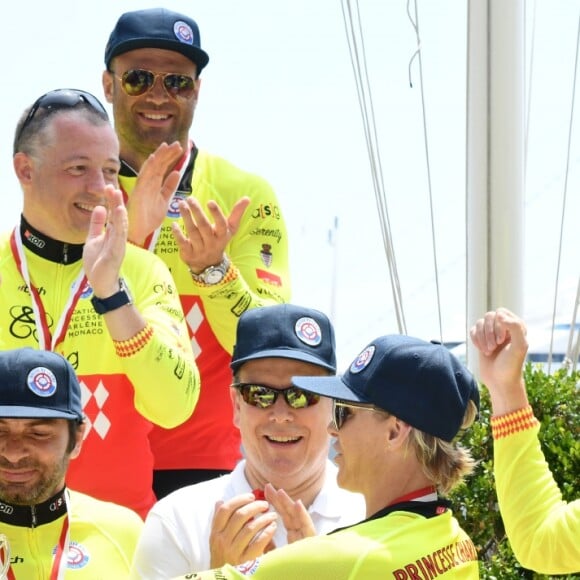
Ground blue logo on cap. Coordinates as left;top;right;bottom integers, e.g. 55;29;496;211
27;367;58;398
174;21;194;45
350;345;375;374
295;317;322;346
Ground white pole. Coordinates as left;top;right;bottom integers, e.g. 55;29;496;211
466;0;525;373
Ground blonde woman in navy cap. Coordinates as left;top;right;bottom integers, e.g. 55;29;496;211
131;304;365;579
102;7;291;499
171;334;480;579
0;348;143;579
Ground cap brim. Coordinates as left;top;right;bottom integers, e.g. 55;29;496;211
231;349;336;373
292;374;367;403
0;406;81;421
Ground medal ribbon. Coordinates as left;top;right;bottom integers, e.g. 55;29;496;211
10;229;87;351
6;493;71;580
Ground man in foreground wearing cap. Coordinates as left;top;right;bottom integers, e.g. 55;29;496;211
171;334;480;579
0;348;143;578
102;7;291;498
130;304;365;579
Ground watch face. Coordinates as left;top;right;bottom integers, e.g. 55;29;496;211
205;268;225;284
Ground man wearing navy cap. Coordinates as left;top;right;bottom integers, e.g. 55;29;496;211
174;334;481;579
0;348;143;578
130;304;365;579
102;7;291;499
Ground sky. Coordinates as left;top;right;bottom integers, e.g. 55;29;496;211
1;1;579;368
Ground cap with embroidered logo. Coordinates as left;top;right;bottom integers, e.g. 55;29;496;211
293;334;480;441
0;348;84;422
104;8;209;73
231;304;336;373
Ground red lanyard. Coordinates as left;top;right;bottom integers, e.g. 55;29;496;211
6;496;71;580
388;485;437;506
10;229;87;351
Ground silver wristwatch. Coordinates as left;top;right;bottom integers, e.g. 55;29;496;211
190;256;230;285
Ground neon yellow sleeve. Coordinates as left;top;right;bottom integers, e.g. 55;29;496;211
120;245;200;428
492;406;580;575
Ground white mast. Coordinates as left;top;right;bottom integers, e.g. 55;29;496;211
466;0;525;371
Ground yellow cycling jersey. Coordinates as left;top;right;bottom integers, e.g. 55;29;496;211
120;146;291;473
174;502;479;579
492;406;580;575
0;225;199;517
1;488;142;579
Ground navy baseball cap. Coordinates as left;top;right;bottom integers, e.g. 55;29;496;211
0;348;84;422
105;8;210;73
293;335;480;441
231;304;337;373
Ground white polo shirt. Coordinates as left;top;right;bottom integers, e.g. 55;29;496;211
131;459;366;579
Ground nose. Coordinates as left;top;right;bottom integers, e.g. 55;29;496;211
146;74;170;104
85;168;108;196
0;435;30;464
268;395;294;422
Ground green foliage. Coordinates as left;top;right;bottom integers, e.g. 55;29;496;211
449;364;580;579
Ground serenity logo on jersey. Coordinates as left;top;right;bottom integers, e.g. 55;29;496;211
250;227;283;244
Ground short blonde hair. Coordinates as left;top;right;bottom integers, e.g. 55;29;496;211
406;400;478;494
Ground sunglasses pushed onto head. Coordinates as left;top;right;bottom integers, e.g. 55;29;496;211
15;89;108;148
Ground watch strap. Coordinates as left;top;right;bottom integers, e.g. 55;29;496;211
190;256;231;285
91;279;132;315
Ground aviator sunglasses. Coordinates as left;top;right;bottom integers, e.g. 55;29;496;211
332;400;383;430
232;383;321;410
15;89;108;145
116;69;197;100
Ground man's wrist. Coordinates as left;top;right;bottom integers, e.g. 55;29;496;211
91;278;133;315
190;256;231;285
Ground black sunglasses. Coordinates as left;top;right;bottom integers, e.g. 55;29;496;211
332;400;382;430
116;69;196;101
232;383;321;410
16;89;108;145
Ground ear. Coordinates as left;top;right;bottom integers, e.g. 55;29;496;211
385;416;412;450
13;152;34;183
230;387;242;429
69;423;87;460
102;70;114;104
192;78;202;108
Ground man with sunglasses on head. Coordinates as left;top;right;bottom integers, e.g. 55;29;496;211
171;334;480;579
130;304;365;579
0;89;199;520
102;8;291;499
0;348;143;578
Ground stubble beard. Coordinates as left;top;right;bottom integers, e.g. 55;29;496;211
0;455;69;506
